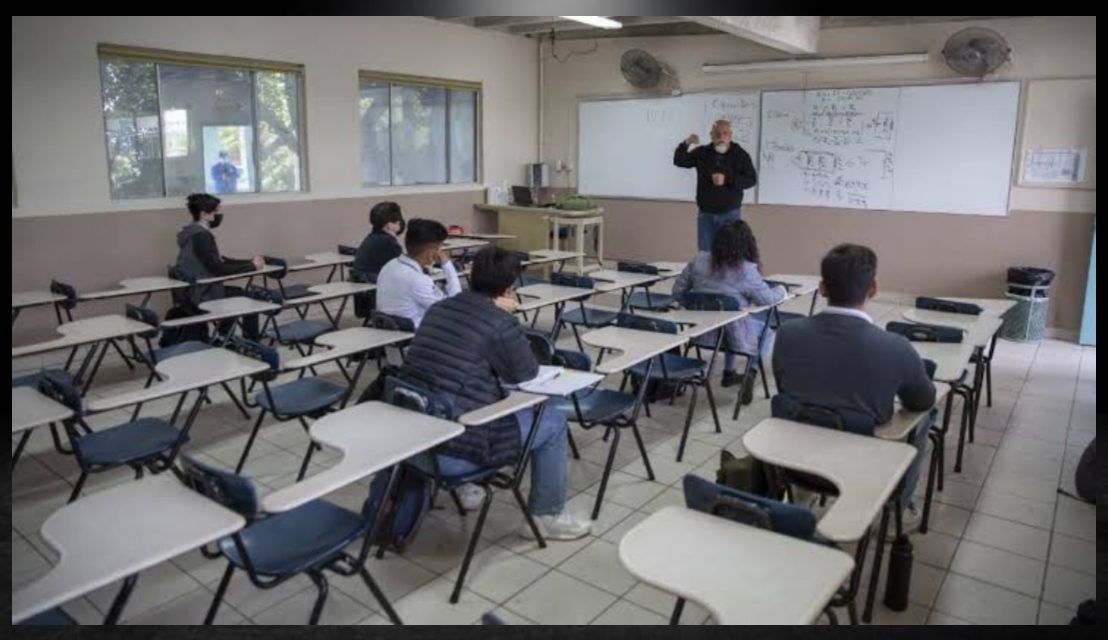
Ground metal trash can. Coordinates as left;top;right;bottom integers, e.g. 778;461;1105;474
1000;267;1055;342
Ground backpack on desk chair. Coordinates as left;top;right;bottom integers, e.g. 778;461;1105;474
363;464;434;554
349;269;377;321
769;394;876;500
358;377;449;553
716;449;772;498
160;267;208;348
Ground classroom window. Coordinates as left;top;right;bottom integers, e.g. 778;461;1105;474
97;45;305;200
358;72;480;186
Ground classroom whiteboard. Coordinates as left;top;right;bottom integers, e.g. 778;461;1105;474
578;92;760;201
758;82;1020;216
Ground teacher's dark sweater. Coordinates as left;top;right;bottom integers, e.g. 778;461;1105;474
673;141;758;213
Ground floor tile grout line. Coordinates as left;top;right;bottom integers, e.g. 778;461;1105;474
930;337;1037;623
1033;351;1085;622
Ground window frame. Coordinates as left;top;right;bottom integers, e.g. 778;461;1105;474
358;70;482;187
96;43;309;200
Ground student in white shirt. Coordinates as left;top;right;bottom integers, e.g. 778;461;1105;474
375;218;462;328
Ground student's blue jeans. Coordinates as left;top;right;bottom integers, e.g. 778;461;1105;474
901;407;938;509
697;208;742;252
436;407;568;516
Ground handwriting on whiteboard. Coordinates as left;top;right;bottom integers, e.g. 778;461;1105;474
644;107;675;124
705;95;758;143
760;88;898;208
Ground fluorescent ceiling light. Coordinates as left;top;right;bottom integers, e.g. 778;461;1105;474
560;16;623;29
702;52;930;73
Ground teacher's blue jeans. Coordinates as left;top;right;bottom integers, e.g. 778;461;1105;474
697;208;742;252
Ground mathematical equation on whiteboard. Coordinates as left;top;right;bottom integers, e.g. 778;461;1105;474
760;88;898;208
704;95;758;144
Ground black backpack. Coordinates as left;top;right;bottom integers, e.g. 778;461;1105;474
349;269;377;320
159;304;210;348
363;464;434;553
356;364;401;405
716;449;771;497
355;366;438;552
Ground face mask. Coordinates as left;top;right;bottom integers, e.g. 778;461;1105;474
714;143;729;154
209;213;224;229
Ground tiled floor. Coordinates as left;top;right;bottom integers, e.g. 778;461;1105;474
11;288;1097;625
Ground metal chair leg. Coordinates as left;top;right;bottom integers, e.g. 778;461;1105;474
306;570;330;625
205;564;235;624
669;597;685;625
451;491;493;604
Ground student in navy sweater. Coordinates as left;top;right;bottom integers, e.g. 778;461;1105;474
773;243;937;527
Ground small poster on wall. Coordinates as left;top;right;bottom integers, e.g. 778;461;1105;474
1022;148;1088;183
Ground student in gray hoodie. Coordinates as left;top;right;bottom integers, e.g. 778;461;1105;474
175;193;264;339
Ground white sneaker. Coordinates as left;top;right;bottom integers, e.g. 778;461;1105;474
901;504;923;532
456;483;486;511
518;512;592;541
886;504;922;542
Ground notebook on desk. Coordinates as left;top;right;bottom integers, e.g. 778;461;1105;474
504;365;604;396
504;365;562;391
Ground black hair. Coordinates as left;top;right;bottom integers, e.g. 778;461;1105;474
820;243;878;307
186;193;221;220
710;219;761;272
369;201;403;231
403;219;448;255
470;247;523;298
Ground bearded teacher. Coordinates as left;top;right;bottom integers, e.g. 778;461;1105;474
673;119;758;251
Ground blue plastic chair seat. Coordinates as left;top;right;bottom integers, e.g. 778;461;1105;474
140;340;211;365
627;291;675;311
561;307;618;328
267;319;331;343
256;378;346;415
20;608;77;625
548;389;636;425
689;334;759;360
683;474;816;540
629;353;705;381
281;284;314;300
74;418;185;465
690;330;730;353
12;370;74;388
220;500;367;575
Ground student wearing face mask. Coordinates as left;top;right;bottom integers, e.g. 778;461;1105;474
353;201;406;278
673;119;758;251
175;193;265;338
